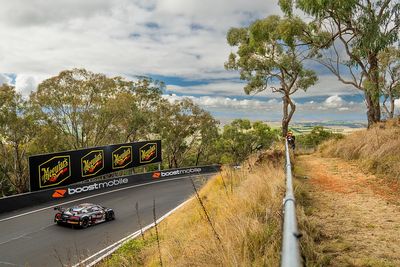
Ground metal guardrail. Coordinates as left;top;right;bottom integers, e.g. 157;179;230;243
281;139;302;267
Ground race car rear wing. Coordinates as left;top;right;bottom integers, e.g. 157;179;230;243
54;206;65;212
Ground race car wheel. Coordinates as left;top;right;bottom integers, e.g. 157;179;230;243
81;217;89;228
106;211;115;221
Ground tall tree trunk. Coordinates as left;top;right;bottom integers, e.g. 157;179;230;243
167;154;173;169
173;156;178;168
366;54;381;127
365;91;381;127
384;94;396;119
390;97;395;119
281;94;296;137
382;95;390;118
195;148;202;166
14;143;26;193
282;96;289;137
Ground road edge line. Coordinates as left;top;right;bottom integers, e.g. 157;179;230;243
73;197;193;267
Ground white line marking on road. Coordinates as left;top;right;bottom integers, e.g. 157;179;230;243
72;198;192;267
0;261;18;266
0;174;207;223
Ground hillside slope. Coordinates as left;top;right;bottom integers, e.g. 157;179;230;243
295;154;400;266
100;149;285;266
319;119;400;181
295;121;400;266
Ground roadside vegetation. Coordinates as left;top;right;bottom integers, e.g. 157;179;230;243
98;127;345;267
100;148;285;266
295;126;343;153
97;121;400;266
293;121;400;265
319;119;400;181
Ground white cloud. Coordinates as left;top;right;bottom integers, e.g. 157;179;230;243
163;94;274;110
324;95;345;108
267;98;279;104
165;73;363;99
15;74;41;97
0;0;280;79
302;95;365;114
166;81;244;96
0;73;11;85
0;1;368;121
0;0;113;27
162;93;366;122
296;74;362;98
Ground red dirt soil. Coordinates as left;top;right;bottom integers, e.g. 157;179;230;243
298;154;400;266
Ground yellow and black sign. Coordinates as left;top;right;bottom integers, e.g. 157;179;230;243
29;140;162;191
81;150;104;177
38;156;71;188
140;143;157;163
112;146;132;169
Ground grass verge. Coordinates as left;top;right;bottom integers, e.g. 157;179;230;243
293;163;331;266
99;149;285;266
318;119;400;181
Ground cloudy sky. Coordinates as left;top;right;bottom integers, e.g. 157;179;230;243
0;0;375;124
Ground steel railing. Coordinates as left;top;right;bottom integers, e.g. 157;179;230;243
281;139;301;267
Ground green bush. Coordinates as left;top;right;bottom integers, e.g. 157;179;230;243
296;126;343;148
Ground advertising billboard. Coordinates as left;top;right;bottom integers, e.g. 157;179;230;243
29;140;162;191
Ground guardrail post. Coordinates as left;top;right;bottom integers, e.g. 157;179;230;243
281;139;301;267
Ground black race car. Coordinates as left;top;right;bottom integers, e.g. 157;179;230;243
54;203;115;228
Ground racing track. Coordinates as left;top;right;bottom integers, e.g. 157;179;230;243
0;174;212;267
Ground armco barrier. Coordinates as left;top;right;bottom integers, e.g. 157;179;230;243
281;140;301;267
0;165;220;214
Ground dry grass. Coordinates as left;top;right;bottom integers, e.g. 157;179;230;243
319;119;400;181
292;121;400;266
293;163;332;267
294;155;400;266
100;149;285;267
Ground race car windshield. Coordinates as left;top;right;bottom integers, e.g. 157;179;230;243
68;207;84;213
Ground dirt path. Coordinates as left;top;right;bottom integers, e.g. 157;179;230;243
296;154;400;267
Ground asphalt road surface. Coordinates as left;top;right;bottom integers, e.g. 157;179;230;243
0;175;211;267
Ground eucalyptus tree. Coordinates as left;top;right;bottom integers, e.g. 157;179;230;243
156;98;219;168
31;68;130;150
225;15;317;136
192;110;219;166
0;84;36;194
217;119;278;165
101;78;164;143
218;119;253;165
122;78;164;142
280;0;400;126
379;47;400;118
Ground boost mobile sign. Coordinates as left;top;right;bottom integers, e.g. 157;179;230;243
50;178;129;198
29;140;162;192
68;178;129;195
152;168;202;178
